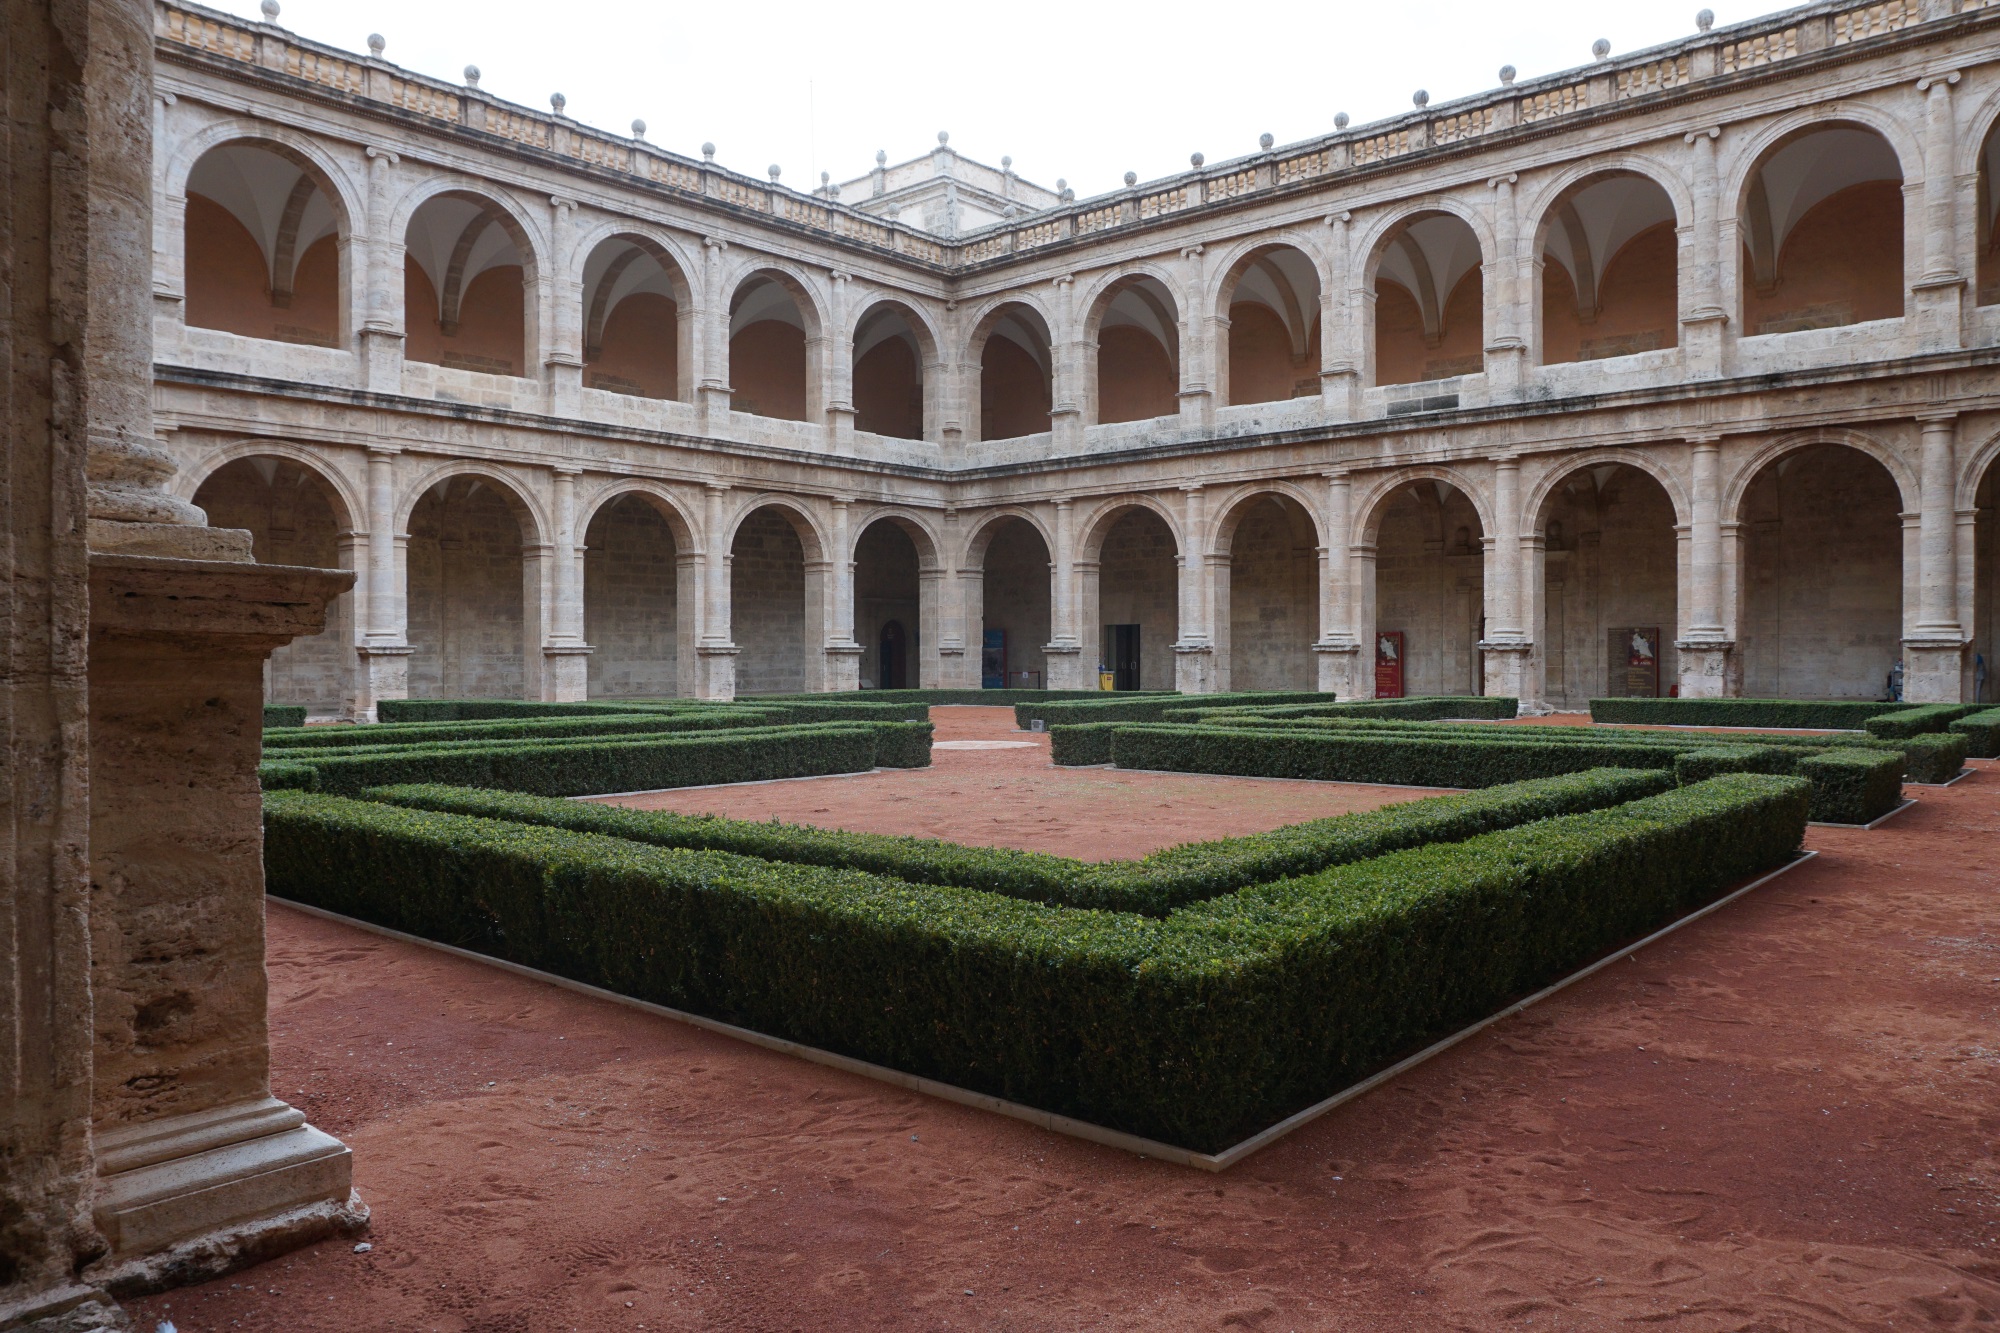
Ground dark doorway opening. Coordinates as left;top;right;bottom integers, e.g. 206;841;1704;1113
878;619;908;690
1106;623;1142;691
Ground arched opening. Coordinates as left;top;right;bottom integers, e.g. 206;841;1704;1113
1223;494;1319;690
1221;246;1322;405
730;505;812;693
853;519;922;688
404;192;530;376
1092;276;1179;424
729;272;814;422
1977;118;2000;307
976;518;1052;689
582;237;687;400
1536;464;1680;709
406;475;533;698
1373;212;1484;387
1740;125;1904;335
1539;173;1679;364
976;304;1053;441
1092;508;1179;690
852;302;928;440
1739;444;1903;698
192;457;354;714
584;494;683;698
1976;459;1999;702
1371;481;1485;696
183;142;343;346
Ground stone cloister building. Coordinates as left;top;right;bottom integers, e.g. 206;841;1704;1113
156;0;2000;714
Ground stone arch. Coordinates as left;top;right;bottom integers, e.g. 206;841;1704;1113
581;483;695;700
1081;266;1186;425
1211;486;1324;692
960;506;1057;568
1723;428;1917;523
726;497;827;695
850;511;940;689
578;231;695;401
1360;203;1491;387
395;460;547;542
1520;154;1694;247
966;299;1055;442
402;464;544;700
1207;481;1327;556
165;121;365;229
1077;494;1186;562
1353;465;1495;545
176;440;364;533
1083;500;1183;691
1528;168;1684;365
400;185;544;376
963;509;1056;691
726;265;827;423
576;480;700;551
720;493;829;562
1525;448;1691;534
846;506;944;567
1959;424;2000;512
1361;470;1490;699
1212;242;1325;407
850;298;941;441
1354;195;1497;286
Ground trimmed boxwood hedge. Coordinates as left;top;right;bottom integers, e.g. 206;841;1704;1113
376;698;689;723
1949;708;2000;759
261;722;929;797
1013;691;1416;729
741;689;1155;706
1589;697;1910;730
263;708;779;752
1164;697;1519;725
263;704;308;728
1795;749;1904;824
364;767;1673;916
1862;703;1983;740
263;772;1806;1152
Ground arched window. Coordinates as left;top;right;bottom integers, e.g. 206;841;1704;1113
183;142;343;346
1219;246;1321;405
1539;173;1679;364
852;303;928;440
1740;125;1904;335
729;272;816;421
582;237;688;400
1092;276;1179;424
404;193;531;376
975;304;1053;442
1372;213;1484;386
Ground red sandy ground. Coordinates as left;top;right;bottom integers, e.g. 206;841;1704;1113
128;712;2000;1332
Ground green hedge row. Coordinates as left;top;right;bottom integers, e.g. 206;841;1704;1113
264;773;1807;1151
1164;697;1519;725
259;721;930;797
263;704;308;728
263;708;778;752
1018;692;1511;730
742;689;1156;706
1098;722;1900;824
1862;702;1985;740
1950;708;2000;759
364;767;1672;916
1588;697;1909;730
1795;749;1907;824
377;699;684;723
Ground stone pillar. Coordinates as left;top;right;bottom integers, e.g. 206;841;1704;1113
1043;497;1086;688
544;196;583;416
358;146;404;390
1049;275;1085;451
694;482;737;699
697;237;733;428
1177;245;1214;431
150;91;188;362
1483;174;1528;395
1315;470;1364;696
1681;127;1727;378
1478;457;1531;707
540;466;592;701
1912;72;1965;352
821;498;862;690
1173;485;1216;692
1675;436;1735;696
1905;412;1968;701
1319;213;1360;420
918;558;946;688
355;446;411;719
826;270;857;453
1351;540;1380;699
934;510;973;687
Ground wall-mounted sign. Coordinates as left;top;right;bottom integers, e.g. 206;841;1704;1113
1375;631;1405;699
1608;626;1661;697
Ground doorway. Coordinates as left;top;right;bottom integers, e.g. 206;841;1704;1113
878;619;908;690
1105;623;1142;690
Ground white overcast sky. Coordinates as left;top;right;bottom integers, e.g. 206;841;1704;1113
212;0;1766;199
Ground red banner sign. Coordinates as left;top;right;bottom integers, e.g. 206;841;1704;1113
1375;631;1405;699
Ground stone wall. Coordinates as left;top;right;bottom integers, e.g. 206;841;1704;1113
1374;484;1485;696
979;338;1049;440
407;480;528;698
1740;444;1903;699
731;507;808;693
1096;509;1180;690
1539;465;1680;708
1227;497;1317;690
184;192;340;347
853;521;919;689
1097;327;1176;424
980;519;1051;688
729;321;807;421
1228;305;1317;405
404;259;526;376
586;293;678;400
854;340;922;440
1542;223;1678;365
1978;475;1998;704
193;458;352;714
584;495;678;698
1376;272;1484;386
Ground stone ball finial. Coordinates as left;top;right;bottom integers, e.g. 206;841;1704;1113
937;130;950;145
1334;111;1350;129
1412;89;1429;108
887;204;902;219
1259;132;1274;150
702;142;716;161
1190;151;1205;168
367;32;385;56
1592;37;1611;60
630;118;646;139
1123;170;1138;187
1696;8;1714;30
260;0;279;20
463;64;481;88
550;92;566;114
875;149;887;165
1499;64;1517;85
1001;155;1013;169
767;163;781;182
820;171;831;188
1056;178;1067;190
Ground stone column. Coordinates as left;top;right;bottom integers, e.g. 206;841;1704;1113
1478;457;1531;707
918;558;947;688
358;146;404;390
544;196;584;416
1681;127;1727;378
150;91;188;362
821;498;862;690
1049;275;1085;451
1043;497;1086;688
1675;436;1735;696
1484;174;1528;395
1912;72;1965;352
694;482;737;698
933;509;971;686
1319;213;1360;420
1177;245;1214;430
697;237;732;428
1315;469;1363;696
1351;539;1380;699
826;270;857;453
355;446;411;718
539;466;592;701
1905;412;1968;701
1174;485;1217;691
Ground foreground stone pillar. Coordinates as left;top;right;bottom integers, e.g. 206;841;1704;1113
1676;436;1735;697
1905;412;1968;702
693;483;738;699
1172;486;1216;692
1478;457;1533;708
1043;498;1087;689
84;556;364;1295
1315;472;1363;697
540;467;592;701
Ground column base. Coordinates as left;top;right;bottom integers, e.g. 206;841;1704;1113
694;643;738;701
1042;643;1086;691
1172;642;1216;694
1679;312;1728;380
1911;275;1965;354
1477;640;1534;711
541;643;593;702
1314;640;1363;698
355;643;413;721
1674;639;1736;699
822;642;863;692
87;1097;366;1298
1903;637;1968;704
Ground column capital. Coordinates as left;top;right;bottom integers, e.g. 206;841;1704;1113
364;144;399;164
549;194;577;212
1685;433;1723;448
1324;210;1352;228
1915;409;1960;426
1683;125;1721;145
365;444;401;458
1916;70;1961;92
702;234;729;252
551;464;582;478
1486;172;1518;190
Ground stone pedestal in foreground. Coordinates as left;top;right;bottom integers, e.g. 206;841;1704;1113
82;553;364;1296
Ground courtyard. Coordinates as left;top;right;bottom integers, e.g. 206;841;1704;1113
127;710;2000;1331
